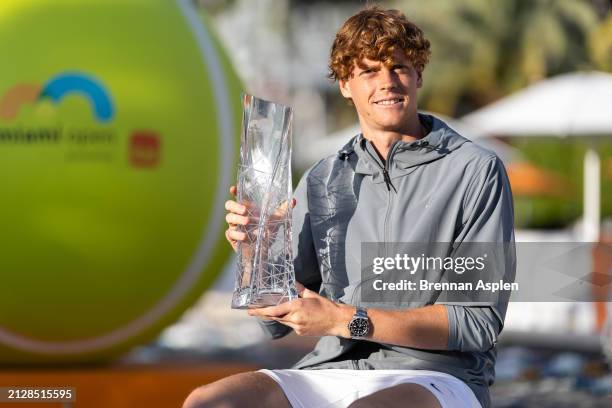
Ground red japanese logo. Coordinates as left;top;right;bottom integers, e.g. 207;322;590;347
130;131;161;168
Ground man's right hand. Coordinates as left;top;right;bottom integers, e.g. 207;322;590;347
224;185;297;253
224;185;249;253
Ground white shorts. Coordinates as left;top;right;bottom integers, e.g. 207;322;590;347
259;369;482;408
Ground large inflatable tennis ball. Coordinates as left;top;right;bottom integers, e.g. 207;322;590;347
0;0;242;363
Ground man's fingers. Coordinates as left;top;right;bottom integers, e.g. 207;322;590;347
248;301;292;318
226;213;249;226
226;228;247;242
224;230;238;252
224;199;246;215
229;185;237;196
291;198;297;208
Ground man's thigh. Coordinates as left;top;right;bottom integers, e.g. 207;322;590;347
348;383;442;408
182;371;291;408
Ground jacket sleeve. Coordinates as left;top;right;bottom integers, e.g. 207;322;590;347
442;155;516;352
258;166;322;339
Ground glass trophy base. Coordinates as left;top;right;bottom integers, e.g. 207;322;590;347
231;288;295;309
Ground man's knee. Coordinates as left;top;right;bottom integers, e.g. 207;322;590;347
182;384;219;408
182;381;235;408
182;371;289;408
348;397;389;408
347;398;376;408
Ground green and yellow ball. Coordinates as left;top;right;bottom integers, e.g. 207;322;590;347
0;0;242;363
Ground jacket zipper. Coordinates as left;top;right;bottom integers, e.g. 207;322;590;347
362;139;398;252
382;167;392;191
382;146;397;193
382;142;399;256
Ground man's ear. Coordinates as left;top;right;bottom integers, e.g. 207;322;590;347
339;79;352;99
417;72;423;88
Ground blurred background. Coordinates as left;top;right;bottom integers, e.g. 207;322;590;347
0;0;611;406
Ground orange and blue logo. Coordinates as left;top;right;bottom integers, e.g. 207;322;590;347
0;72;114;123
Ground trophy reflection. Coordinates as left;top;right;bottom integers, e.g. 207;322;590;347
231;94;297;309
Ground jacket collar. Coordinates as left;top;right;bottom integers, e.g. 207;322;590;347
336;113;471;183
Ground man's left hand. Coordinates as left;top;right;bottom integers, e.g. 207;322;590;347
248;283;353;338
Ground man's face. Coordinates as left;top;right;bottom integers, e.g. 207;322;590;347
339;48;422;135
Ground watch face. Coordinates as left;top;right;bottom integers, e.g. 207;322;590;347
349;317;369;337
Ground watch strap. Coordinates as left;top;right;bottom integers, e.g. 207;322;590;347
354;306;367;318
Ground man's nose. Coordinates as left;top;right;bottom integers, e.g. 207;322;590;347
378;68;399;90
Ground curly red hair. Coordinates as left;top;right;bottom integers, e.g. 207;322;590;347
329;6;431;81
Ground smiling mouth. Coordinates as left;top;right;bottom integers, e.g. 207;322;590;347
373;97;405;105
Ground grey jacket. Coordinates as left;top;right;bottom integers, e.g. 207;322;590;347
260;114;516;408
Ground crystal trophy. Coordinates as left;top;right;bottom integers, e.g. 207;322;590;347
231;94;297;309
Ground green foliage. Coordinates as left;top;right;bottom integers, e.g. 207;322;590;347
511;139;612;228
393;0;609;116
589;13;612;71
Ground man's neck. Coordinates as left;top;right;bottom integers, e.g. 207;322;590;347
361;116;425;161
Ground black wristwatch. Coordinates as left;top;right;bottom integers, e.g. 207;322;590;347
348;306;370;339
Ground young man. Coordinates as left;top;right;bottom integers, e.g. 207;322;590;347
184;6;514;408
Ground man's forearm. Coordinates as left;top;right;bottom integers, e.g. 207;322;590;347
332;304;449;350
